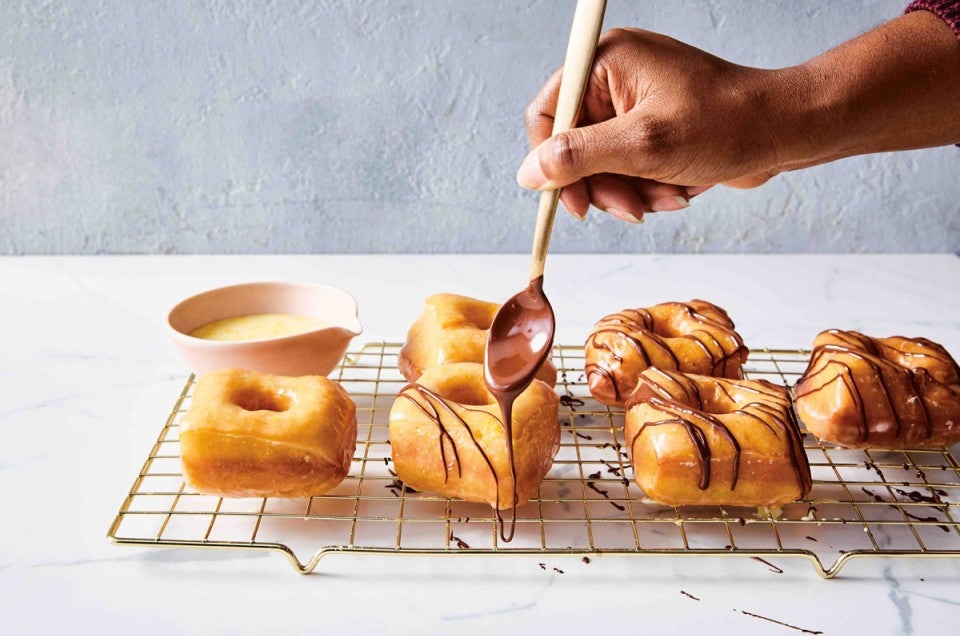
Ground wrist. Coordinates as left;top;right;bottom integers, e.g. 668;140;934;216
758;63;855;175
762;11;960;173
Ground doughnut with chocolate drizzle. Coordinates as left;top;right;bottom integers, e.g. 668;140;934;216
387;362;559;540
795;329;960;449
625;368;811;507
585;300;748;407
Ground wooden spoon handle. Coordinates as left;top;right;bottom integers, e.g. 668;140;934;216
529;0;606;281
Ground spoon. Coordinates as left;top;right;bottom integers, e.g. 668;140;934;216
485;0;606;400
484;0;606;541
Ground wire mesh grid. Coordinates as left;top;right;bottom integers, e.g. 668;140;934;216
108;342;960;578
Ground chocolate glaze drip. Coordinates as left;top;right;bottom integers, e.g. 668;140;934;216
397;383;513;533
585;301;748;403
796;330;960;445
483;275;555;542
628;368;811;497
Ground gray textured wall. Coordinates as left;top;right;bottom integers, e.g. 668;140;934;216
1;0;958;255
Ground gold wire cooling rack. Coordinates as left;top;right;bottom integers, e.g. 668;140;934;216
108;343;960;578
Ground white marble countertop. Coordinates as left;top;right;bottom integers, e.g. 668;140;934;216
2;254;959;635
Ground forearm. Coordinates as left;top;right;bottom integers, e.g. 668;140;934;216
769;10;960;173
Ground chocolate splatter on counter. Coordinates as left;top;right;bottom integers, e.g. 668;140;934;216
581;556;591;564
894;486;948;508
586;480;627;511
863;460;888;482
680;590;700;601
586;480;608;497
735;609;823;635
751;557;784;574
861;487;885;503
900;508;950;532
559;394;585;408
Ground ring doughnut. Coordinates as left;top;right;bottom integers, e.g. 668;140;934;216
586;300;748;406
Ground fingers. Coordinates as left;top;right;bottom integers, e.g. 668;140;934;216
637;180;690;212
525;67;564;148
587;174;647;223
569;175;701;224
516;115;638;191
559;180;590;220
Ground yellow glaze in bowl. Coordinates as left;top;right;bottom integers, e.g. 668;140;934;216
167;282;362;376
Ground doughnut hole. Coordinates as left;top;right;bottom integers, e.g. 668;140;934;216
668;375;740;415
654;312;689;338
232;386;292;412
429;373;495;407
457;303;495;331
698;381;740;414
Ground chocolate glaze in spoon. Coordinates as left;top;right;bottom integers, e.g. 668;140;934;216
484;275;555;542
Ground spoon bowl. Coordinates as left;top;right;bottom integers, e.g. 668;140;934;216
483;276;555;397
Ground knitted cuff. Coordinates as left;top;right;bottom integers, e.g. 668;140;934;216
905;0;960;40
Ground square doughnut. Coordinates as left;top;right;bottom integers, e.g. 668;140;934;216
625;368;811;507
399;293;556;385
795;330;960;449
180;368;357;498
388;362;559;510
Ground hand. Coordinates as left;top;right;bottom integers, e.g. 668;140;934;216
519;28;782;223
519;13;960;224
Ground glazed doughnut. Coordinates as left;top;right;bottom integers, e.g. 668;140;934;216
180;368;357;498
795;330;960;449
625;368;811;507
399;293;557;386
388;362;559;511
586;300;748;406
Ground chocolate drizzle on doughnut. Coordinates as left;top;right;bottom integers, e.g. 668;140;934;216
397;383;516;534
585;301;748;405
628;368;811;497
628;370;740;490
795;330;960;446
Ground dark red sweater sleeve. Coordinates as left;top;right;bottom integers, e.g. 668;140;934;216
906;1;960;148
905;0;960;39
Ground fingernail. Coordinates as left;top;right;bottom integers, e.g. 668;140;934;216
686;185;713;196
562;203;588;222
516;149;548;190
606;207;644;224
651;195;689;212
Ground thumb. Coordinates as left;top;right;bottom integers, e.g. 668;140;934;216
516;116;636;190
